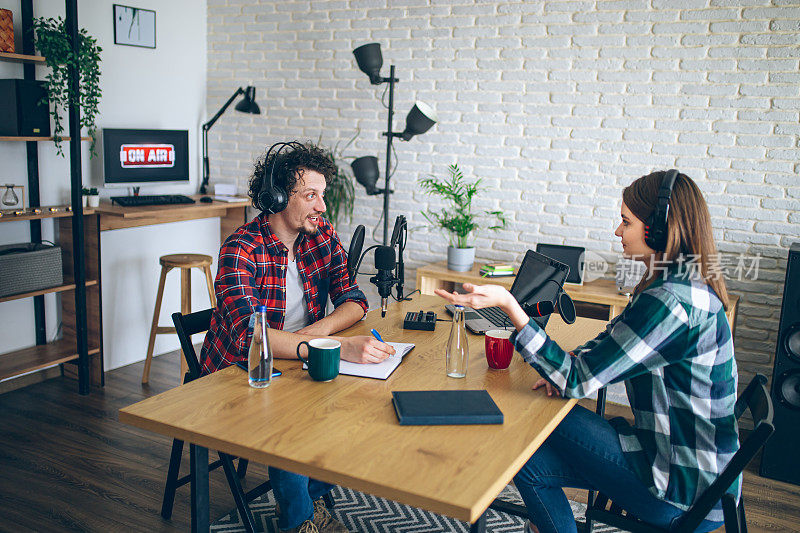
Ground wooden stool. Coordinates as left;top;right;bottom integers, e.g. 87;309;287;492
141;254;216;384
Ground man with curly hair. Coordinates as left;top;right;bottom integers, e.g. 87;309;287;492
201;141;394;533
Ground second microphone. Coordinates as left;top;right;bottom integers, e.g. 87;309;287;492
370;245;398;318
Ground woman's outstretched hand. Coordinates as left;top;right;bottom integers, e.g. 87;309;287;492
434;283;514;310
435;282;531;331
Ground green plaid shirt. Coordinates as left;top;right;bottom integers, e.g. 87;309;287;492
510;267;739;520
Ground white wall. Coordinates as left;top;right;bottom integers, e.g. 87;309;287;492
0;0;214;375
206;0;800;392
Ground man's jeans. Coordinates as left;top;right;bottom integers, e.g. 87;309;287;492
513;405;722;533
268;467;335;530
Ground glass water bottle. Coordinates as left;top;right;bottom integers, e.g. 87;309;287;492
446;305;469;378
248;305;273;388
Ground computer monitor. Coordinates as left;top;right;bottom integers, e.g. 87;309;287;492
536;243;586;285
102;128;189;187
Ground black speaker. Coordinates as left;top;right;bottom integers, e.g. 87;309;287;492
0;79;51;136
760;242;800;485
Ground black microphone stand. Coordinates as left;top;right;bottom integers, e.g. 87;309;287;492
394;216;408;301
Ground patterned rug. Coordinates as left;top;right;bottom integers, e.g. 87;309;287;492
211;483;618;532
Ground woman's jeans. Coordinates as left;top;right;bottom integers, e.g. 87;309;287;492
268;466;335;530
513;405;722;533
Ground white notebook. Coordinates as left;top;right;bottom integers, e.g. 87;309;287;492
304;342;415;380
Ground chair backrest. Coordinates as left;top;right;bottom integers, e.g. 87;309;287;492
171;309;213;383
672;374;774;531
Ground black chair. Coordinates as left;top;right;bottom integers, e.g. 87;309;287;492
163;309;271;533
585;374;774;533
491;375;774;533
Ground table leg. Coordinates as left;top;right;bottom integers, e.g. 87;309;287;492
190;444;210;533
470;511;487;533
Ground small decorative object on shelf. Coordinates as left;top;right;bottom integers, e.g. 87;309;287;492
87;187;100;207
1;183;24;209
0;9;13;53
81;187;91;208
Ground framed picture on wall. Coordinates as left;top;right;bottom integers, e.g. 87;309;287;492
113;4;156;49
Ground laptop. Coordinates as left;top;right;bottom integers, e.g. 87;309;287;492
445;249;570;334
536;243;586;286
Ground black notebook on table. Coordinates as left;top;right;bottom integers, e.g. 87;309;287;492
391;390;504;426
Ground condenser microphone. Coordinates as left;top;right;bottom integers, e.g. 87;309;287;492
522;300;555;318
371;245;396;317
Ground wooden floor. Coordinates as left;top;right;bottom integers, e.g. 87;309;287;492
0;351;798;532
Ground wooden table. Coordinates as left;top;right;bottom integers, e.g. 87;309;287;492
416;260;739;335
119;295;606;532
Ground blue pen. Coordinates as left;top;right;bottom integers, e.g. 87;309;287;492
370;328;384;342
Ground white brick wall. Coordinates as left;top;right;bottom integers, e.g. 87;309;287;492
207;0;800;386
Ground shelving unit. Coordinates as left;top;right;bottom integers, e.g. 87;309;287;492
0;0;98;394
0;51;45;64
0;205;94;222
0;279;98;305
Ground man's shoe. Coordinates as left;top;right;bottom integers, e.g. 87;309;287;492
313;499;348;533
283;519;319;533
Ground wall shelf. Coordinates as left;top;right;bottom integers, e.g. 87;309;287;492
0;136;92;142
0;339;101;381
0;206;95;223
0;51;46;64
0;279;98;304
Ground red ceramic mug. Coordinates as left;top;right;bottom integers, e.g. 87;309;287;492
485;329;514;369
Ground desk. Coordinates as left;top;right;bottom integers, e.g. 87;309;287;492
119;294;607;532
416;260;739;335
93;194;249;240
56;196;250;386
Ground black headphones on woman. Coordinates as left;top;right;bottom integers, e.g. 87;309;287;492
255;141;305;214
643;169;679;251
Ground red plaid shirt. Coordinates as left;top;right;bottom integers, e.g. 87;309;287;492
200;213;368;374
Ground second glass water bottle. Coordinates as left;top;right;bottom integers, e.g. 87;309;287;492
446;304;469;378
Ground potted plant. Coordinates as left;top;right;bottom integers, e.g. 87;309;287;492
419;163;507;272
319;132;358;228
80;187;90;208
32;16;102;157
87;187;100;207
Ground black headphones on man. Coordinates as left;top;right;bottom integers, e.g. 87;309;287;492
643;168;679;251
255;141;305;214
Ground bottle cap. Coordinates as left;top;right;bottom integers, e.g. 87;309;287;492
256;305;268;312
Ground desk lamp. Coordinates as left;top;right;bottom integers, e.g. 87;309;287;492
200;86;261;194
352;43;437;244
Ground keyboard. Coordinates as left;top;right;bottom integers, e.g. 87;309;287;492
111;194;196;207
476;306;510;327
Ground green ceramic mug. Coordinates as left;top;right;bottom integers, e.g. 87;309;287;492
296;338;341;382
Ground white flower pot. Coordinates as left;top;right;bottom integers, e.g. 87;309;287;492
88;195;100;208
447;246;475;272
81;195;88;208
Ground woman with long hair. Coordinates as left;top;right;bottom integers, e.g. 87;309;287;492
436;170;736;533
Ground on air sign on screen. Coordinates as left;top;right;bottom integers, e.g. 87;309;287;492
119;144;175;168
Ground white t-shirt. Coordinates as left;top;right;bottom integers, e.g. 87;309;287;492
282;258;311;332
